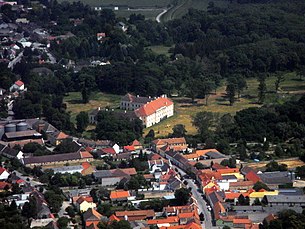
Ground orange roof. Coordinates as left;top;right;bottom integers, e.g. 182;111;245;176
147;216;179;225
81;151;93;158
245;171;261;183
110;190;130;199
0;181;10;189
15;80;24;87
82;162;91;170
135;97;173;117
212;162;226;170
160;222;201;229
124;145;135;151
196;148;219;156
233;218;252;224
150;153;162;160
115;210;155;217
216;168;239;174
77;196;93;204
109;214;121;221
130;139;142;146
120;168;137;175
56;131;69;140
225;192;249;200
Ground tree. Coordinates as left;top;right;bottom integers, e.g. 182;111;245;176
65;206;75;218
258;75;267;104
192;111;215;141
275;73;285;92
296;166;305;179
253;181;270;192
223;226;231;229
236;76;247;98
238;194;248;205
44;191;64;213
57;217;70;229
274;145;284;157
194;162;207;170
171;124;187;137
81;87;90;103
266;161;288;172
220;158;236;168
252;198;261;206
174;188;191;205
22;197;37;218
76;111;89;133
226;82;236;106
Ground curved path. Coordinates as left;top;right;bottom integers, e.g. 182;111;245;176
156;9;168;23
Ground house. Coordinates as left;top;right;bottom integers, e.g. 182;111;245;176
0;146;23;159
8;193;30;207
96;32;106;42
183;148;220;161
120;93;153;110
116;22;128;32
115;210;155;221
22;151;93;167
249;189;279;204
77;138;113;149
3;130;42;142
9;80;25;92
152;137;187;153
31;190;52;219
135;96;174;128
147;216;179;227
83;208;103;227
266;195;305;207
49;131;70;146
0;181;10;192
73;196;96;212
88;107;101;124
93;168;136;186
0;167;10;180
229;180;254;191
110;190;131;202
257;171;295;189
148;159;171;180
130;139;143;151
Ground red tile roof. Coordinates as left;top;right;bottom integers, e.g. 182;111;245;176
135;97;173;117
245;171;261;183
15;80;24;87
80;151;93;159
147;216;179;225
109;214;120;221
130;139;142;146
110;190;130;200
124;145;135;151
233;218;252;225
56;131;69;140
82;162;91;170
0;167;7;175
101;147;116;155
0;181;10;189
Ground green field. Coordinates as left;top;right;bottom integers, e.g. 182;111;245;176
147;45;173;56
115;9;164;20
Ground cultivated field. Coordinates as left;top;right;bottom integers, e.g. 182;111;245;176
247;158;305;171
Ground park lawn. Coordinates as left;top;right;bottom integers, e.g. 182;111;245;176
144;72;305;137
147;45;173;57
63;92;121;123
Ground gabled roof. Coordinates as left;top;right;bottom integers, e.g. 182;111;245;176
135;97;173;117
245;171;261;183
233;218;252;225
109;214;120;221
0;167;8;175
152;137;186;146
147;216;179;225
110;190;130;199
14;80;24;87
124;145;135;151
115;210;155;218
130;139;142;146
121;93;153;104
56;132;69;140
83;208;102;222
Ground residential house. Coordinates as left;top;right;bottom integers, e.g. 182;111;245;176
73;196;96;212
183;148;220;161
130;139;143;151
0;167;9;180
49;131;70;146
249;189;279;205
0;181;10;192
229;180;254;191
93;168;136;186
110;190;131;202
83;208;103;227
148;159;170;180
135;96;174;127
96;32;106;42
88;107;101;124
115;210;155;221
116;22;128;32
9;80;25;92
152;137;188;153
8;193;30;207
22;150;93;167
120;93;153;110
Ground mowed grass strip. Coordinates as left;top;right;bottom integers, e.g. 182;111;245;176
64;92;121;122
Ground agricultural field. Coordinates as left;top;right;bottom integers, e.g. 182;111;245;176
144;72;305;137
247;158;305;171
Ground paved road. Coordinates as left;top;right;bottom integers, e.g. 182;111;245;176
186;179;216;229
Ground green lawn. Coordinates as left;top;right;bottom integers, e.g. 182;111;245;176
63;92;121;123
115;9;164;20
